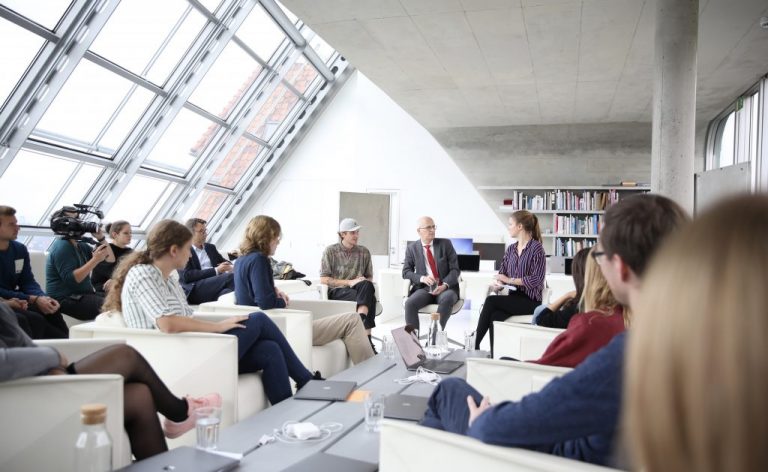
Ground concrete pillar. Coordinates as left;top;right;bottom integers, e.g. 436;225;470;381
651;0;698;213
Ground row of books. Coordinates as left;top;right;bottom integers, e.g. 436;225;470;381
553;214;602;235
554;238;596;257
502;190;626;212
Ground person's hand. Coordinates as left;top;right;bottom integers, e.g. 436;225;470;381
217;261;233;273
420;275;437;286
494;273;510;284
4;298;28;310
467;395;492;427
277;289;290;305
92;226;106;242
349;276;367;288
564;290;577;300
47;350;69;375
103;279;114;292
35;296;60;315
91;243;110;262
431;284;447;296
216;315;248;332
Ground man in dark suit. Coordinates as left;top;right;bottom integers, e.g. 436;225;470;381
179;218;235;304
402;216;461;333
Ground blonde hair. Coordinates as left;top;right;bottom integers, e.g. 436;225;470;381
240;215;280;256
103;220;191;313
625;195;768;472
580;249;628;325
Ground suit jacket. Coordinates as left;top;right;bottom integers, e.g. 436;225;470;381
178;243;228;293
402;238;460;295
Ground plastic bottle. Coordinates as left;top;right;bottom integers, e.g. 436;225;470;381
75;403;112;472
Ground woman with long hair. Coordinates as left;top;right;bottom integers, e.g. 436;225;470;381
475;210;546;354
104;219;318;405
532;246;590;328
530;248;628;368
234;215;373;364
626;195;768;472
92;220;133;293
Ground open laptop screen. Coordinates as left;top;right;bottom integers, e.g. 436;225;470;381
391;327;424;367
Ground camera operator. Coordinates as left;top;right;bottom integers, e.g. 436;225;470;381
46;208;114;320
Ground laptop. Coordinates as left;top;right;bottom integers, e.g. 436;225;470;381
293;380;357;401
282;452;377;472
547;256;566;274
457;254;480;271
391;327;463;374
116;446;239;472
383;393;429;421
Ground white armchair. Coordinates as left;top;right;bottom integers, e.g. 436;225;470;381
196;300;356;377
492;321;564;360
380;420;619;472
318;281;384;316
0;338;131;471
466;358;572;403
69;309;311;435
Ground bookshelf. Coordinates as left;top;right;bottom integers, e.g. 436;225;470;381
482;185;650;257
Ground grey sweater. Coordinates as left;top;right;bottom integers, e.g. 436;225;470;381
0;304;60;381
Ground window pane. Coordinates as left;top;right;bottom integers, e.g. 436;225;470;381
105;174;176;227
197;0;222;16
750;92;759;163
209;136;264;189
32;60;154;157
182;189;228;223
0;19;46;108
189;41;263;119
301;27;335;64
26;236;55;252
715;112;735;168
245;84;300;143
0;149;77;225
49;164;103;222
0;0;72;30
89;0;206;86
285;53;319;95
143;108;221;175
236;5;287;63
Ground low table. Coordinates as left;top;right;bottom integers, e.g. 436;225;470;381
217;348;488;470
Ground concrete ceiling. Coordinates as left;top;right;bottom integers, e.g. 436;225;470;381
282;0;768;129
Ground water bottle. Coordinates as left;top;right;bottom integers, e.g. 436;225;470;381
75;403;112;472
426;312;440;350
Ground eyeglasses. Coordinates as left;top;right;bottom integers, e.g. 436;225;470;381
591;251;606;264
419;225;437;231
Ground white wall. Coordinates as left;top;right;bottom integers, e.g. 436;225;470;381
219;72;505;278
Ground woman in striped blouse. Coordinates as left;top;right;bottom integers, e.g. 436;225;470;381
475;210;546;354
103;220;318;406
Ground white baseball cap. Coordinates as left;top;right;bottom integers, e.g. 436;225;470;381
339;218;361;232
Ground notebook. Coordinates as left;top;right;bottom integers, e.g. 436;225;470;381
282;452;377;471
116;446;239;472
293;380;357;401
390;327;463;374
383;394;429;421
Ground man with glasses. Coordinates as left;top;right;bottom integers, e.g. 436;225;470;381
178;218;234;304
320;218;378;352
0;205;68;338
402;216;461;334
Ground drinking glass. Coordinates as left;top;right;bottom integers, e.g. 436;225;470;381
381;334;395;360
364;393;385;433
464;330;476;352
436;330;449;354
195;406;221;450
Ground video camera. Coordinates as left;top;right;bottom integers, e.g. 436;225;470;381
50;204;104;243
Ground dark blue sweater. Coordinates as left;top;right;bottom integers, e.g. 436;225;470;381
469;332;625;465
0;241;45;300
234;252;285;310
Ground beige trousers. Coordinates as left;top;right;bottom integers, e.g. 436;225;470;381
311;312;374;364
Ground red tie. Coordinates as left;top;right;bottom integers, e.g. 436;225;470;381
425;244;440;284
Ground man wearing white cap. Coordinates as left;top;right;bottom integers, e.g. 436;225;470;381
320;218;377;352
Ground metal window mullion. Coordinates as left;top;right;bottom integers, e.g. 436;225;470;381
183;101;229;127
208;62;351;243
83;52;166;95
34;161;86;226
89;0;256;217
757;77;768;191
258;0;334;82
24;139;119;169
0;5;59;42
242;131;270;147
0;0;121;175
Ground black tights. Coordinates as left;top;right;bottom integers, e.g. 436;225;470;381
475;292;539;355
71;344;188;460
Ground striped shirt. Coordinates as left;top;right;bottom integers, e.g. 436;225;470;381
122;264;193;329
499;239;546;302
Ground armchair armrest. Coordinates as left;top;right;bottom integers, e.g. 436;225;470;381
492;321;564;360
37;338;126;363
0;374;128;470
466;358;571;403
380;419;617;471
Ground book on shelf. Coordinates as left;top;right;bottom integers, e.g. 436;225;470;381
553;214;602;235
555;238;597;257
503;189;625;212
